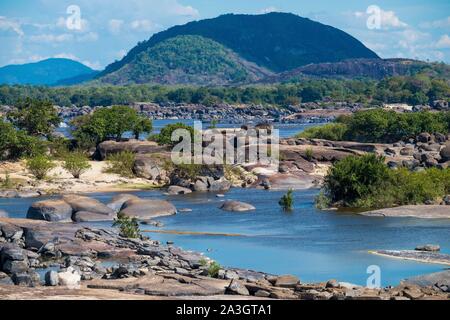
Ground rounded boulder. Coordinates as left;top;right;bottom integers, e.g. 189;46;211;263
219;201;255;212
27;200;73;222
62;194;113;215
119;199;177;219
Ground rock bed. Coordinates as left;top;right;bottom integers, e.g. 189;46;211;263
0;218;449;300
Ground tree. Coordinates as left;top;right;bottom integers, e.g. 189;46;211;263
156;123;195;147
0;119;17;159
132;116;153;140
63;151;91;178
26;155;56;180
8;98;60;138
72;106;147;146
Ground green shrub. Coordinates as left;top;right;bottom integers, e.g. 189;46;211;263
106;151;136;178
63;151;91;178
279;189;294;211
0;172;14;189
323;154;391;207
207;261;221;278
305;147;314;161
113;212;141;238
298;123;347;141
320;153;450;209
26;155;55;180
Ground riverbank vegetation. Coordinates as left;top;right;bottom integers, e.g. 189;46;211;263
299;109;450;143
318;154;450;209
1;73;448;107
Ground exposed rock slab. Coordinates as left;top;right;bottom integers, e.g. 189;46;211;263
359;205;450;219
402;270;450;289
370;250;450;266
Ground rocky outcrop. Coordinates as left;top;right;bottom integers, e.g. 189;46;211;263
133;154;168;182
119;199;177;219
26;200;73;222
219;201;255;212
96;140;167;160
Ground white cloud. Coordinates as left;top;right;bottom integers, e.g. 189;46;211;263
353;8;407;30
169;3;199;17
420;16;450;29
259;7;278;14
436;34;450;48
130;19;160;32
108;19;124;34
0;16;24;36
28;33;73;43
77;31;98;42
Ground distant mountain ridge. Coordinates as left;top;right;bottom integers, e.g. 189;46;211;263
0;58;98;86
262;59;450;82
99;12;379;80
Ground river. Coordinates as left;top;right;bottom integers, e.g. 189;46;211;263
2;188;449;287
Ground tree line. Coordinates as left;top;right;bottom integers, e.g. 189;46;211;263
0;74;448;108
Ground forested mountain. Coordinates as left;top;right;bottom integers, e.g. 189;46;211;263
99;12;379;79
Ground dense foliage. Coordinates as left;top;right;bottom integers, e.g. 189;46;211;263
1;73;448;108
72;106;152;147
321;154;450;208
7;98;60;138
155;122;195;147
299;109;450;143
99;35;267;85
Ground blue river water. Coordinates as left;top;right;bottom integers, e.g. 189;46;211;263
2;188;449;287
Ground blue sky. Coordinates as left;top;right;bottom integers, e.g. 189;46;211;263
0;0;449;69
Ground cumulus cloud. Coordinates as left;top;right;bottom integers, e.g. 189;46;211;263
436;34;450;48
353;8;407;30
28;33;73;43
130;19;160;32
108;19;124;34
0;16;24;36
420;16;450;29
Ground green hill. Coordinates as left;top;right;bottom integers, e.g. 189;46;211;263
97;35;273;85
99;12;379;78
